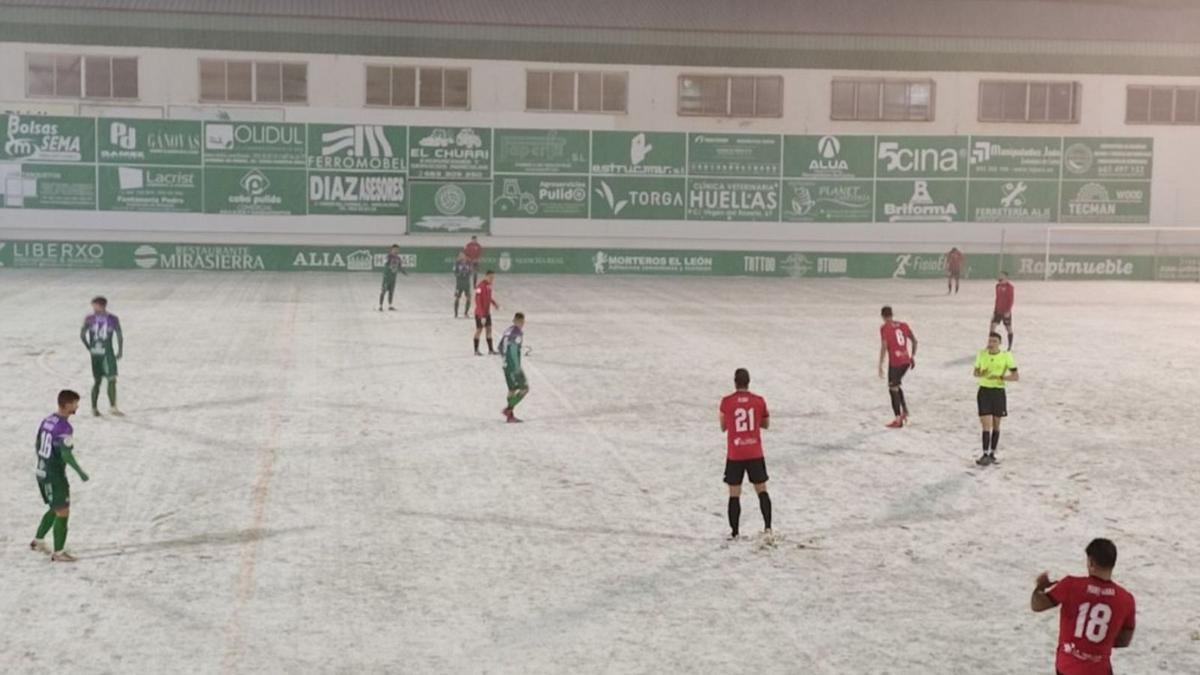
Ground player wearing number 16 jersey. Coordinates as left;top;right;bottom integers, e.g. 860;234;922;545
877;306;917;428
1031;538;1136;675
718;369;771;540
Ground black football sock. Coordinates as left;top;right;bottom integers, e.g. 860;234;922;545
982;431;990;452
728;497;741;537
758;492;772;530
897;388;908;416
990;429;1000;452
90;380;101;410
1007;333;1014;350
454;297;460;316
889;390;901;417
388;289;395;306
487;338;494;353
378;291;385;307
473;338;480;353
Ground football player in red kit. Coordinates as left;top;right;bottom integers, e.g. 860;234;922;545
1031;538;1136;675
718;368;771;541
473;270;500;356
991;270;1015;349
946;247;964;294
877;306;917;428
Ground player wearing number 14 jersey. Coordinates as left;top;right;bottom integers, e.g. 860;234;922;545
877;306;917;428
1032;538;1136;675
718;369;772;540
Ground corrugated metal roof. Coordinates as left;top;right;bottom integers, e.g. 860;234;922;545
1;0;1198;43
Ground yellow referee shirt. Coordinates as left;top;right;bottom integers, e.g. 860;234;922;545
975;349;1016;389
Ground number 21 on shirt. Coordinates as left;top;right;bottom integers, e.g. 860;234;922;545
734;407;757;433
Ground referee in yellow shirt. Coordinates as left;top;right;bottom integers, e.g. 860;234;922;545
974;332;1019;466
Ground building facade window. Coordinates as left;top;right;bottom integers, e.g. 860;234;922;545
27;53;138;99
365;65;469;109
831;78;934;121
1127;85;1200;124
678;74;782;117
200;59;307;103
978;81;1080;123
525;70;627;113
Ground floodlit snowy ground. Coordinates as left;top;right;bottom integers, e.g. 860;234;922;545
1;271;1198;675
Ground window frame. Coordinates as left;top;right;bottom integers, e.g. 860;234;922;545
363;64;471;110
1126;84;1200;125
25;52;139;100
977;79;1081;124
676;73;784;118
830;77;935;122
198;58;308;105
524;69;628;114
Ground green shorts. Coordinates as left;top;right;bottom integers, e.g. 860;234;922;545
91;353;118;379
455;277;472;294
38;475;70;509
381;275;398;292
504;368;528;391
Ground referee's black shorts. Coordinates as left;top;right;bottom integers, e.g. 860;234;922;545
977;387;1008;417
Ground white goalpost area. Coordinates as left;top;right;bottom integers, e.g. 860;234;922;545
1042;226;1200;281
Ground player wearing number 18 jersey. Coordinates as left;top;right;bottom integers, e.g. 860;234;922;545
1032;538;1136;675
877;306;917;428
718;369;771;540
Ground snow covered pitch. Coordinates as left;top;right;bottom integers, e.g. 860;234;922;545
2;271;1198;674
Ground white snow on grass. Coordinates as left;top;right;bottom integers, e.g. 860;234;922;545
1;271;1198;674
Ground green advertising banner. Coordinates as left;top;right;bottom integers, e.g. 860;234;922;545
307;171;406;216
0;163;95;209
493;176;588;218
876;136;968;179
0;239;1192;281
687;133;781;177
306;124;406;172
591;131;686;175
98;165;202;213
875;179;966;223
590;176;685;220
203;121;306;167
408;181;490;233
493;129;588;174
783;135;875;179
686;178;780;221
0;114;94;163
781;180;873;222
1062;138;1153;180
408;126;491;180
97;118;202;166
967;180;1058;223
203;167;306;215
968;137;1062;179
1060;180;1151;223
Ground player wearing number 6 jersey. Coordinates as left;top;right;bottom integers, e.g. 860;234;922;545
718;369;771;540
877;306;917;428
1031;538;1136;675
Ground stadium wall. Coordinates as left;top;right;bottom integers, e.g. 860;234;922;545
1;40;1198;262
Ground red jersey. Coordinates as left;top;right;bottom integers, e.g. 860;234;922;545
1048;576;1136;675
880;321;915;367
720;391;769;461
946;250;964;272
464;241;483;265
474;280;494;317
994;280;1015;314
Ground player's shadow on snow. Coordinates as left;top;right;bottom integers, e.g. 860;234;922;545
393;507;709;543
78;525;314;560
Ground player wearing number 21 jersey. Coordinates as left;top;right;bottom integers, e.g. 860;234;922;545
877;305;917;428
1032;538;1136;675
718;368;772;541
